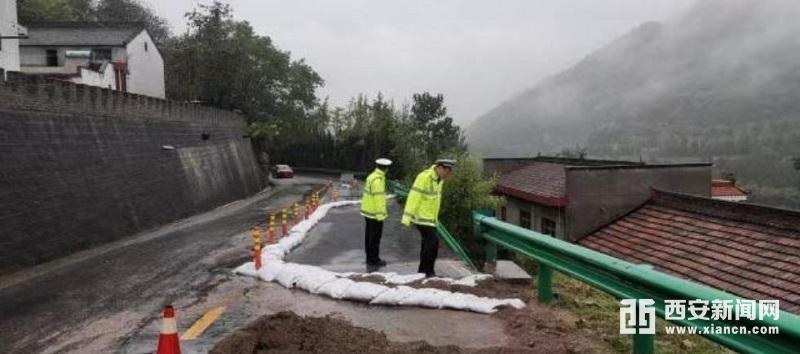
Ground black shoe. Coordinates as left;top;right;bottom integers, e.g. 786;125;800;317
367;260;387;267
366;264;381;273
424;272;436;278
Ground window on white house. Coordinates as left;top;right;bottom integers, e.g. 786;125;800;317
144;42;148;52
91;49;111;61
46;50;58;66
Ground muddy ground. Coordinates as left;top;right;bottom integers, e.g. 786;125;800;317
349;275;536;303
210;280;612;354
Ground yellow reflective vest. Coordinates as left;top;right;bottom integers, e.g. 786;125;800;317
401;165;443;227
360;168;388;221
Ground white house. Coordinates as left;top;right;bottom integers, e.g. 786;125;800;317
0;0;26;77
19;22;165;98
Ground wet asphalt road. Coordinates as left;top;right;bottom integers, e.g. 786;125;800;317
287;203;470;278
0;177;326;354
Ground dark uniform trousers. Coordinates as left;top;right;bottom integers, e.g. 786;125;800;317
364;217;383;264
416;225;439;276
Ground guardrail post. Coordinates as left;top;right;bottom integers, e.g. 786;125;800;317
473;209;496;273
633;333;654;354
537;263;554;303
484;242;497;273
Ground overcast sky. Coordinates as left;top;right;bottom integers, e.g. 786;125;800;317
147;0;695;126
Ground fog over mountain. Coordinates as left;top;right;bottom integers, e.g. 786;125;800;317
467;0;800;208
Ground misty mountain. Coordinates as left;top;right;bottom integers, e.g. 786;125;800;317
466;0;800;208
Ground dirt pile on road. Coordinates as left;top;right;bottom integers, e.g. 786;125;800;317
411;280;609;353
209;311;463;354
493;303;611;353
210;299;611;354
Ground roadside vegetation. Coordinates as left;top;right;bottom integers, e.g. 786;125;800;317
514;258;734;354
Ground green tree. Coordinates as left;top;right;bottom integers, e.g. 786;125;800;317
94;0;170;43
18;0;93;23
439;153;502;265
165;2;322;119
410;92;467;160
18;0;169;43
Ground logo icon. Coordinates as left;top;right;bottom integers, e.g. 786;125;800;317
620;299;655;334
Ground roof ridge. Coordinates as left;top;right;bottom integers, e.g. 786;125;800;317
566;162;713;170
651;189;800;232
484;156;644;166
24;22;146;28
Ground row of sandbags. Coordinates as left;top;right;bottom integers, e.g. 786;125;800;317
236;260;524;314
235;199;525;314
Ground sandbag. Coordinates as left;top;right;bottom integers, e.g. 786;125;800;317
370;286;416;305
295;270;339;293
342;282;388;301
256;260;285;282
399;288;450;309
233;263;258;277
440;292;475;311
275;263;314;288
451;274;492;287
383;273;425;285
316;278;355;299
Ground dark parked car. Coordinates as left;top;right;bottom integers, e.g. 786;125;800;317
271;164;294;178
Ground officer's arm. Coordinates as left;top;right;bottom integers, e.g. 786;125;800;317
401;174;423;226
375;178;387;214
363;177;371;194
373;177;385;195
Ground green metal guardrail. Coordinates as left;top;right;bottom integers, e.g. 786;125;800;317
387;180;478;272
473;211;800;354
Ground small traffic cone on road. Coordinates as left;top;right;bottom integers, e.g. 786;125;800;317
156;305;181;354
252;226;262;270
281;208;288;237
268;214;276;244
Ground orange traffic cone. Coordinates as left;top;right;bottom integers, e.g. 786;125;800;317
157;305;181;354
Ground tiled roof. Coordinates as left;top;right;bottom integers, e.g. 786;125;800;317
711;179;748;197
580;190;800;314
20;22;144;47
485;156;644;166
495;162;568;206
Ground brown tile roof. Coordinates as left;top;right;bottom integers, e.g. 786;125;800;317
494;162;568;206
711;179;748;197
580;189;800;314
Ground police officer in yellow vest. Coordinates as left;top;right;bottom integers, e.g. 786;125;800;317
401;159;456;277
361;158;392;271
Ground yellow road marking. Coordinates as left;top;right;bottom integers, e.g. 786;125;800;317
180;306;226;340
